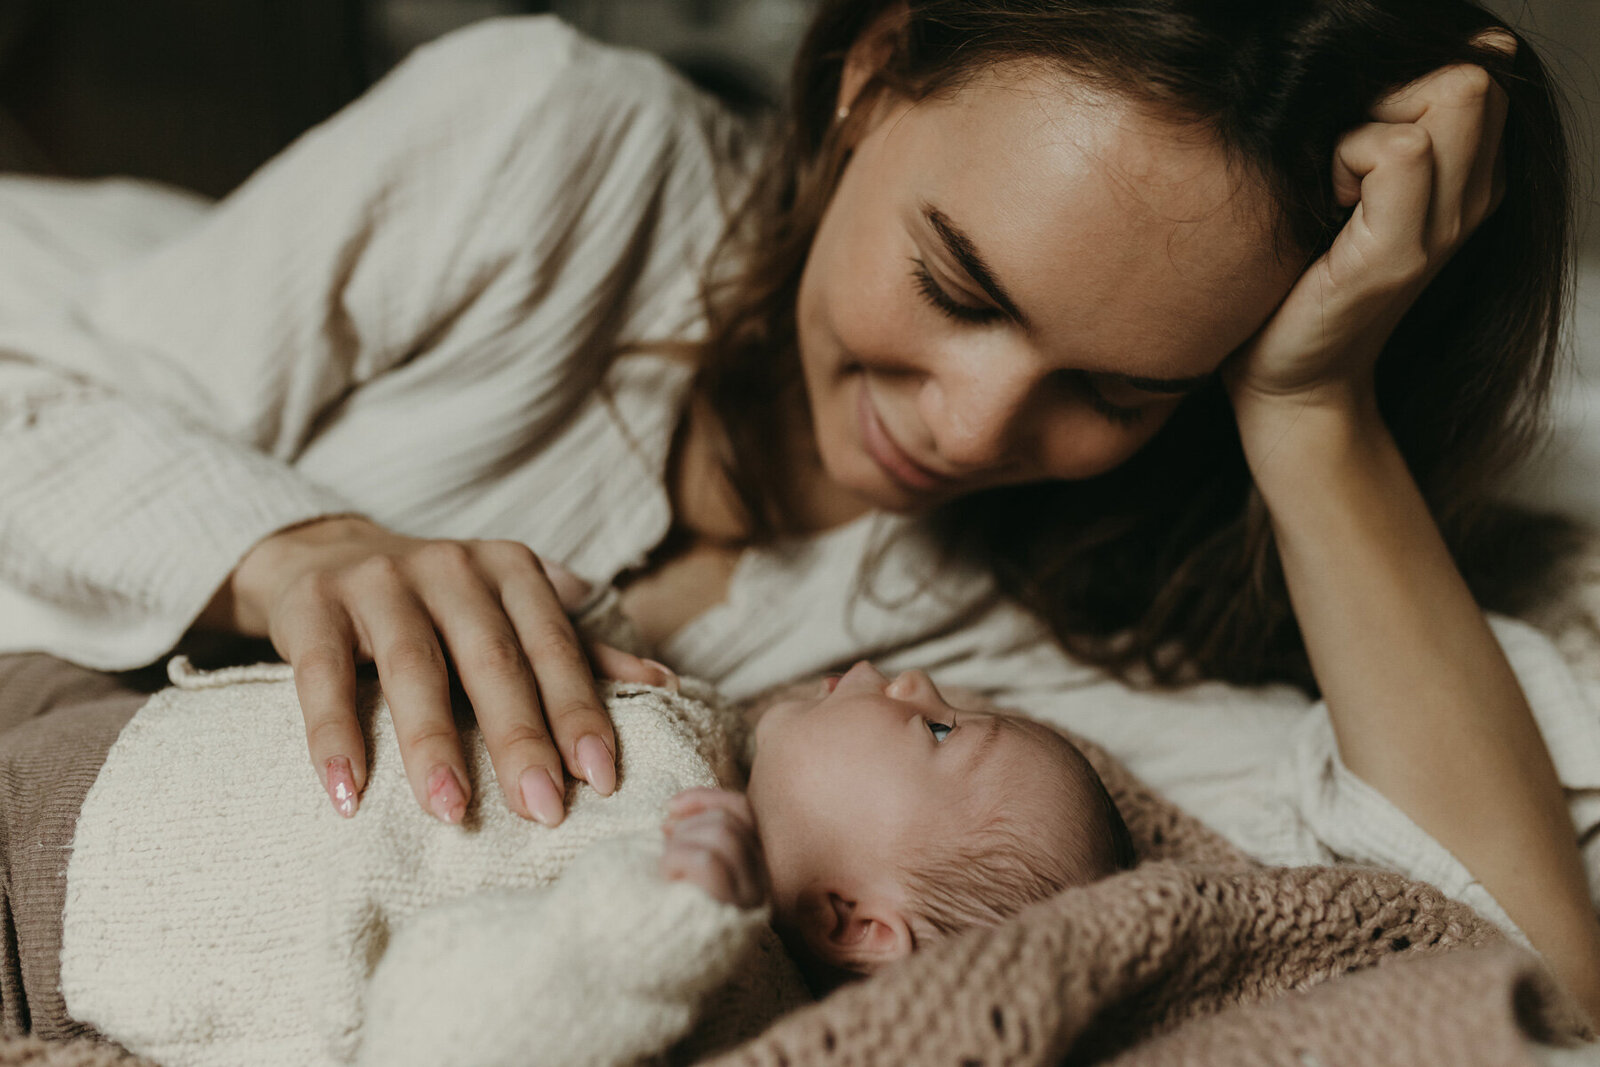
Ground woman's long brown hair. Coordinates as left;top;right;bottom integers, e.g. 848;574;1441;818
691;0;1575;693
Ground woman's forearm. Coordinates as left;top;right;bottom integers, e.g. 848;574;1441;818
1241;395;1600;1026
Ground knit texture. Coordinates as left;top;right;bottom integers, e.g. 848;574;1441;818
57;663;805;1066
0;1038;154;1067
357;836;807;1067
4;707;1594;1066
704;730;1594;1067
0;656;154;1042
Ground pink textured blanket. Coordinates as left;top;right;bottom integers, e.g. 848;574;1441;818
706;731;1589;1066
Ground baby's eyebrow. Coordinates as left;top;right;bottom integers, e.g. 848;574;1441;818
969;716;1005;767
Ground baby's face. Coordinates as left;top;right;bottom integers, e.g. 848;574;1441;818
746;662;1077;945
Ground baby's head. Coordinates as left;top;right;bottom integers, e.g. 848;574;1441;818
746;662;1133;984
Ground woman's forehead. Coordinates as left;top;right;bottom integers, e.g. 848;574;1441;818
878;63;1297;375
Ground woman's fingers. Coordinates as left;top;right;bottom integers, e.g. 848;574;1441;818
410;543;571;825
1328;121;1436;288
497;547;618;804
350;559;471;824
247;517;620;825
1368;61;1509;254
274;576;367;819
589;641;678;687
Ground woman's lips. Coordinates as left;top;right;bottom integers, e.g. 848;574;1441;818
856;384;952;493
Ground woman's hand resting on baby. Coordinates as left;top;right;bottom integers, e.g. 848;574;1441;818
201;515;670;826
660;788;768;910
1226;40;1512;444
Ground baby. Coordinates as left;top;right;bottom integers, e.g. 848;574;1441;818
689;660;1134;985
46;653;1130;1067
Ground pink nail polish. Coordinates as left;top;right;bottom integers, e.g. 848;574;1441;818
576;734;617;796
641;659;679;690
520;767;565;826
325;756;359;818
427;765;467;825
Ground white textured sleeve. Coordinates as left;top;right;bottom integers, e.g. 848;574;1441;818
0;17;726;668
355;834;771;1067
1258;615;1600;945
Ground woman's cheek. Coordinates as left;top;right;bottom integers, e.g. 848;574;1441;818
1033;405;1174;480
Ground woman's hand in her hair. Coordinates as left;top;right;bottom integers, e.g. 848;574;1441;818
660;788;768;909
203;515;667;825
1225;48;1512;444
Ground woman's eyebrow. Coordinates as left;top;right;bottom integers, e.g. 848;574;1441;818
922;203;1030;329
923;204;1214;396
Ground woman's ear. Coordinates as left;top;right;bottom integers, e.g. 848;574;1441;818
836;2;910;118
816;890;915;971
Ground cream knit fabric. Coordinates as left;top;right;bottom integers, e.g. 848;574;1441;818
59;662;807;1067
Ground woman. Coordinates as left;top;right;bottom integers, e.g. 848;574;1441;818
1;0;1596;1025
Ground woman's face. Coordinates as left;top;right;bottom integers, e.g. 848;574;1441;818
795;61;1303;511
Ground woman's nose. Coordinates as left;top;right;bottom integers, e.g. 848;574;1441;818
926;354;1044;472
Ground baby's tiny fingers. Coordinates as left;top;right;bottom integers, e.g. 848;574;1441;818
662;815;764;906
667;787;754;825
661;842;741;906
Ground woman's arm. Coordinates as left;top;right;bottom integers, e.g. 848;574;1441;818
0;18;725;823
1242;398;1600;1025
1230;53;1600;1025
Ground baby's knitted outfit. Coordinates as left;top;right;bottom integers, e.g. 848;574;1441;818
58;659;808;1067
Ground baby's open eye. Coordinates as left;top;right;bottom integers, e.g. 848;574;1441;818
926;718;953;743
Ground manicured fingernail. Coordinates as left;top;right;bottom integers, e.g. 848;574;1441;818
520;767;565;826
325;756;360;818
641;659;678;690
426;765;467;825
576;734;616;796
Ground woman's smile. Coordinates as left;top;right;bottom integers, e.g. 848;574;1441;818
856;380;956;494
793;61;1295;517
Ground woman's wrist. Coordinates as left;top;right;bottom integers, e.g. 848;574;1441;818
1230;380;1389;498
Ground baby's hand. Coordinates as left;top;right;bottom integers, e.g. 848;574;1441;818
660;788;766;909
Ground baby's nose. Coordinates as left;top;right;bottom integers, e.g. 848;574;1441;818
886;669;942;704
837;660;889;690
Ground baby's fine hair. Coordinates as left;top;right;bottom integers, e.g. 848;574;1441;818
900;729;1136;943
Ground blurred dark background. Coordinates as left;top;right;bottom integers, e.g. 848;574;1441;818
0;0;816;198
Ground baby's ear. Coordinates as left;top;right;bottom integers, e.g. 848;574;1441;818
815;891;914;972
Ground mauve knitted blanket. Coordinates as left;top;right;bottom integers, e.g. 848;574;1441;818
3;717;1590;1067
704;731;1591;1067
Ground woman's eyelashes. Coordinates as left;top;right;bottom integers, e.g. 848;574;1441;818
1070;373;1147;427
910;259;1147;427
910;259;1002;325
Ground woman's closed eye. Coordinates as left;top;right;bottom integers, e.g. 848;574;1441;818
909;258;1003;326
